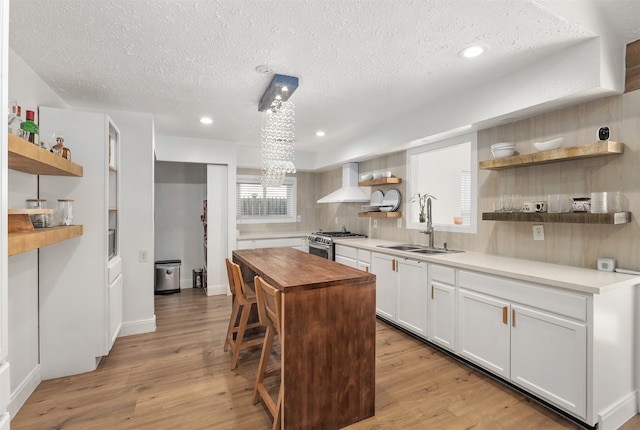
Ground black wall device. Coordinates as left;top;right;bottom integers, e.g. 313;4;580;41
598;127;610;141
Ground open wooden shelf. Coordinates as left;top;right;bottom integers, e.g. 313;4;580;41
358;177;402;186
8;134;83;176
482;211;631;225
479;141;623;171
359;211;402;218
9;225;84;256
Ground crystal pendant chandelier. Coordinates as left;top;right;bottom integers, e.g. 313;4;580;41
260;99;296;187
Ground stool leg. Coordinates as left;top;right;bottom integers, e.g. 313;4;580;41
224;296;240;352
272;384;282;430
230;302;251;370
253;325;275;405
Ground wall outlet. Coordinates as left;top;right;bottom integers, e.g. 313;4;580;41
335;217;338;225
397;218;402;228
296;215;301;222
533;225;544;241
373;219;378;228
139;250;148;262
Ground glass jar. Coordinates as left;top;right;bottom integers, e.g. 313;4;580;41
57;199;74;226
26;198;52;228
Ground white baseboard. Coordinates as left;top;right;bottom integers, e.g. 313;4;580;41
119;316;156;337
599;390;639;430
8;364;40;419
205;283;228;296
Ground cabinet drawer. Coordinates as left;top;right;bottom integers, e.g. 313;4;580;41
335;244;357;259
431;264;455;284
458;270;587;321
358;250;371;264
254;238;303;248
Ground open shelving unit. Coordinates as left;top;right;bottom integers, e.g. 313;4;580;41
480;140;631;224
9;133;83;176
482;211;631;225
7;134;84;256
358;177;403;217
358;177;403;186
479;141;623;171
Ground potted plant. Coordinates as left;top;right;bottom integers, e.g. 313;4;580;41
411;193;437;223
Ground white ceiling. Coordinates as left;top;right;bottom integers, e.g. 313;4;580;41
8;0;640;167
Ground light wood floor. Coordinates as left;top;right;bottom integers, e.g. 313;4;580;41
11;288;640;429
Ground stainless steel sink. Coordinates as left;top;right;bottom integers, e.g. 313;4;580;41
377;244;463;254
377;244;424;251
410;248;463;255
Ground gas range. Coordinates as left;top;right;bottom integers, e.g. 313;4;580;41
307;231;367;246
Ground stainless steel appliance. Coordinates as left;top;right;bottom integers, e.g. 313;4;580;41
155;260;181;294
307;231;366;260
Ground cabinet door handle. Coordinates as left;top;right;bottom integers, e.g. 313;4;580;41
512;309;516;327
392;259;396;271
502;306;508;324
431;285;434;299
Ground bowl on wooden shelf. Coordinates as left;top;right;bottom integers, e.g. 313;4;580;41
534;137;563;152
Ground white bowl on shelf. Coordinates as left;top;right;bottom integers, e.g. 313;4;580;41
382;171;392;178
360;173;373;181
379;205;394;212
492;148;516;158
533;137;563;152
491;142;515;150
372;173;383;180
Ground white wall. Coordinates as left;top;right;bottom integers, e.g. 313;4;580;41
7;48;68;416
154;161;206;289
155;135;237;296
104;110;156;336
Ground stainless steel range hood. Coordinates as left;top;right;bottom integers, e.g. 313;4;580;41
317;163;370;204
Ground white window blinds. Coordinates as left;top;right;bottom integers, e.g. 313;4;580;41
236;175;297;224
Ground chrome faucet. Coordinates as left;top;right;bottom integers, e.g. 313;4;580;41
419;197;435;248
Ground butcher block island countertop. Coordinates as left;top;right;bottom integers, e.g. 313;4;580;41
232;248;376;430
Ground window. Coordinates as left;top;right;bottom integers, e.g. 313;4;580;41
236;175;297;224
406;132;477;233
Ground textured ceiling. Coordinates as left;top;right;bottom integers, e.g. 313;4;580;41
8;0;640;155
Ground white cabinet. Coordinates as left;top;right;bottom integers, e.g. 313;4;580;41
371;253;397;321
396;259;428;337
38;106;121;379
331;244;635;428
371;253;428;337
429;264;456;352
107;273;123;352
359;250;371;270
510;304;586;418
236;236;306;251
457;289;511;378
335;245;370;272
335;244;357;268
457;270;588;419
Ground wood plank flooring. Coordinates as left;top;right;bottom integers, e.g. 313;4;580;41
11;288;640;429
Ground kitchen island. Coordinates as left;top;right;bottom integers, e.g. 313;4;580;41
232;247;376;430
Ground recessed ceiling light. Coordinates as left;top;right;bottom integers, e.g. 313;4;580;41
316;131;325;137
255;64;274;75
459;44;487;59
200;117;213;125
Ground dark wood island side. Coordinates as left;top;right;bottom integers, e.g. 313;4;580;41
233;247;376;430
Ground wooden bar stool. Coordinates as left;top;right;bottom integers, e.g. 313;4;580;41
253;276;283;430
224;258;263;370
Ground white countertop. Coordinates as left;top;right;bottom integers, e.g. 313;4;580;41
333;238;640;295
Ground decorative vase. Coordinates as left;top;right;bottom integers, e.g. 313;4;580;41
419;213;426;223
